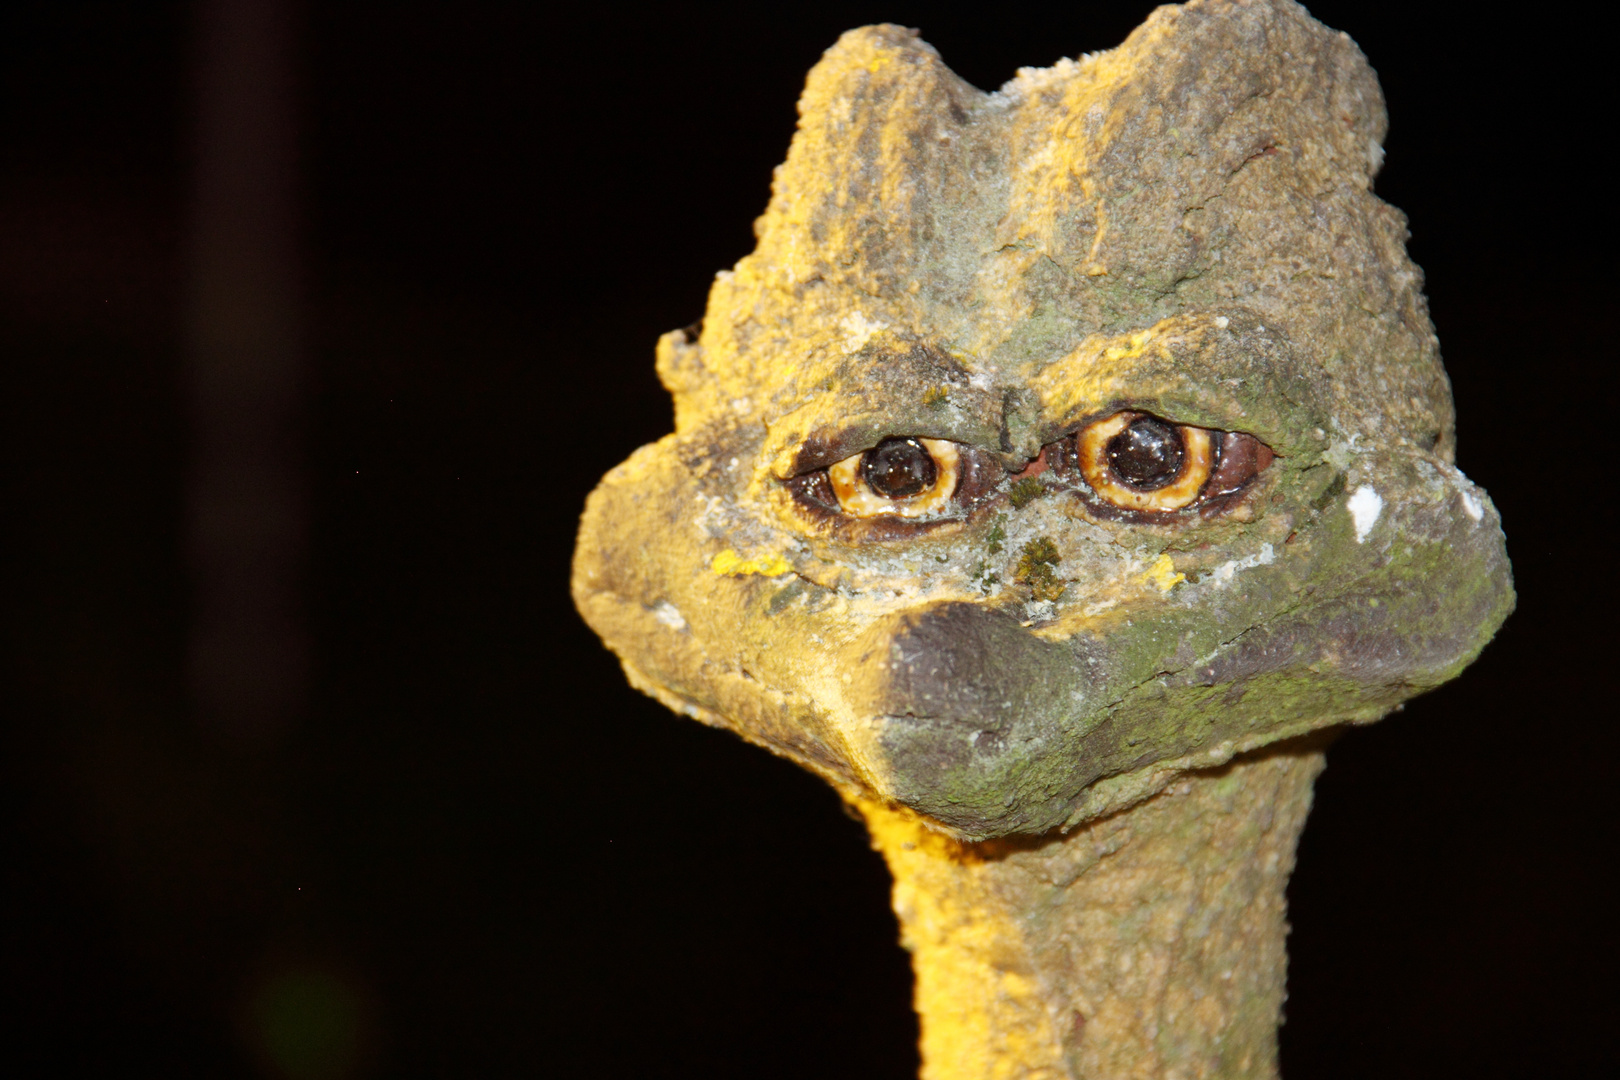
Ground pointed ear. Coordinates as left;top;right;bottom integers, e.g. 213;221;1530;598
751;25;986;297
1097;0;1388;194
998;0;1391;281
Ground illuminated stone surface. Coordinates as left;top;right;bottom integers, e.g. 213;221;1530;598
573;0;1511;1074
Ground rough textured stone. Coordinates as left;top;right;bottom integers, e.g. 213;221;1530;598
858;746;1323;1079
572;0;1512;1073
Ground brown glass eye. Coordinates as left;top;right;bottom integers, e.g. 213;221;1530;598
1107;416;1184;489
828;438;959;519
862;437;938;499
1078;412;1214;512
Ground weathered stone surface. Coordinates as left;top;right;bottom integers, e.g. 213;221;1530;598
572;0;1511;1074
858;745;1324;1080
573;0;1510;836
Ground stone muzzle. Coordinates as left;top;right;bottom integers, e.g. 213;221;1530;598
840;601;1084;833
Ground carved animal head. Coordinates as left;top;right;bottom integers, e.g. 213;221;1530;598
572;0;1512;840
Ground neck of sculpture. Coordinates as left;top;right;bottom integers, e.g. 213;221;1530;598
853;747;1325;1080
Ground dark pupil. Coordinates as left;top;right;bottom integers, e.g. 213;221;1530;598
861;437;937;499
1107;417;1184;489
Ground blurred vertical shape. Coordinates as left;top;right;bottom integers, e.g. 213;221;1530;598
185;0;306;742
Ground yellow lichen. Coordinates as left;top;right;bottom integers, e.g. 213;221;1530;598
1141;553;1186;592
711;550;793;578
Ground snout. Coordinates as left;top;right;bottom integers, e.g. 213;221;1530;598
840;601;1088;836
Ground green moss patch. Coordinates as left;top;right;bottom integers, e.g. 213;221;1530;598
1015;536;1064;601
1008;476;1045;509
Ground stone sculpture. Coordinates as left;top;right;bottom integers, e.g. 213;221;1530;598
572;1;1513;1074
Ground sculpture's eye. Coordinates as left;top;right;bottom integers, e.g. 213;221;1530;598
828;437;960;518
1077;412;1227;512
1106;415;1189;488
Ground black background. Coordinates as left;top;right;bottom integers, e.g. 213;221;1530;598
1;1;1612;1077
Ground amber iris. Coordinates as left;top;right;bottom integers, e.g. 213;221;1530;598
826;437;961;519
1107;417;1184;489
862;437;938;499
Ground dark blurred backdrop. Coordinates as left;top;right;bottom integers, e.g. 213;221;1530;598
1;1;1611;1077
